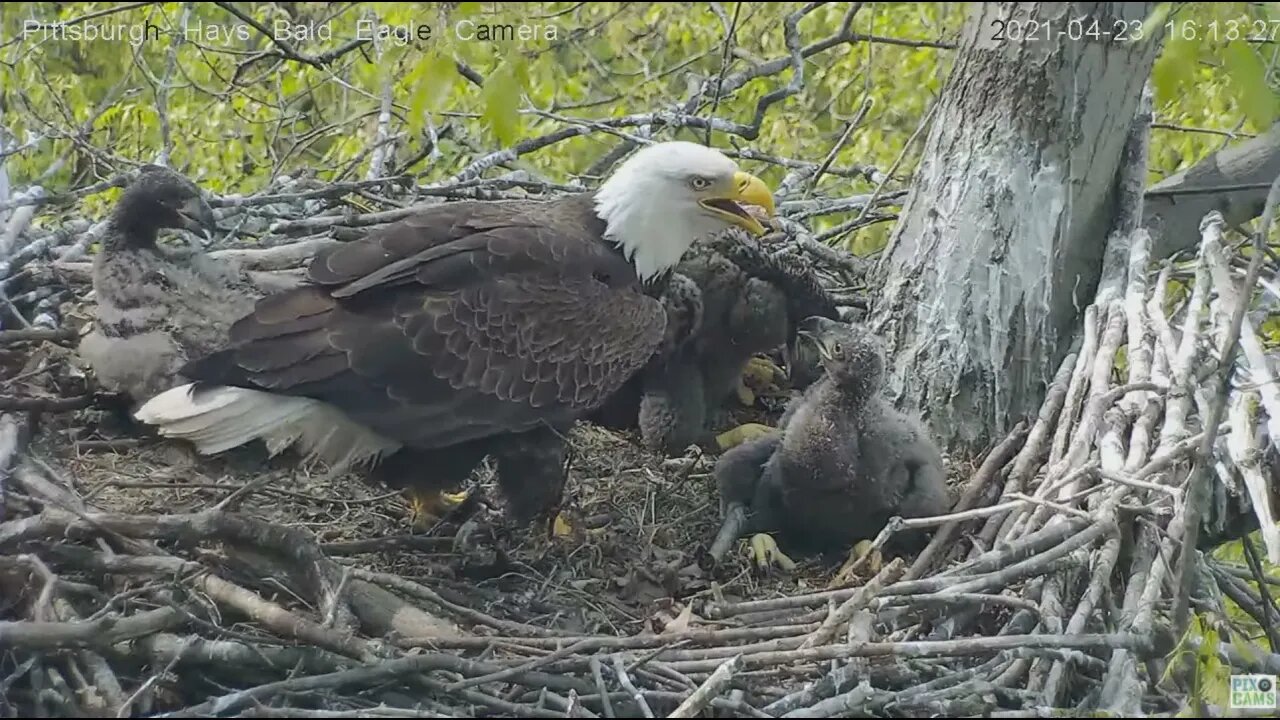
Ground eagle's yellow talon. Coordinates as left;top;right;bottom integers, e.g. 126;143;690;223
552;512;574;538
831;540;881;586
406;489;470;531
853;539;882;573
440;489;470;507
748;533;796;572
716;423;776;451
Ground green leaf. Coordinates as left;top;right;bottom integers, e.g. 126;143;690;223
406;51;457;135
1152;33;1199;108
1231;629;1259;667
1261;316;1280;348
1224;39;1277;131
481;60;523;146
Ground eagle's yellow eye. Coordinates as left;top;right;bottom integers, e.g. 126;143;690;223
690;176;712;190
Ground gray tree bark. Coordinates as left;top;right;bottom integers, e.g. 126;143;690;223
870;2;1163;457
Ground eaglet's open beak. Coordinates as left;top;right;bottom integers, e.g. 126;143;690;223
177;195;220;244
699;171;775;236
796;315;842;360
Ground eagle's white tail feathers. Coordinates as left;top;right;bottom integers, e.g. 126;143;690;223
134;384;401;473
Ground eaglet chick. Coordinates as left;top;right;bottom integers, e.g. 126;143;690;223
78;165;261;405
587;271;705;445
712;316;950;575
635;240;790;455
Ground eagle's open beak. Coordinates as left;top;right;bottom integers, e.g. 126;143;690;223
700;171;775;236
796;315;840;360
177;195;219;244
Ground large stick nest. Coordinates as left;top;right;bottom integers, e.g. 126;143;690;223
2;113;1280;720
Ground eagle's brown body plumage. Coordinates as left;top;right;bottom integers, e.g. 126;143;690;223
137;141;777;528
179;194;667;520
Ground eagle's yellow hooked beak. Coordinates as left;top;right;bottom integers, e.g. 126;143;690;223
699;171;776;236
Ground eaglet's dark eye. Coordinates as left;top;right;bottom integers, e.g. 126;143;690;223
832;343;843;355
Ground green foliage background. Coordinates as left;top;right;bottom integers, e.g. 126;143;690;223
2;2;1271;256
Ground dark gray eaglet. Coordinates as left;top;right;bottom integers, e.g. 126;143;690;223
134;142;776;534
712;316;950;572
79;165;261;404
590;236;791;456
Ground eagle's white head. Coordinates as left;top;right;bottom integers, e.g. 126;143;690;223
594;141;775;282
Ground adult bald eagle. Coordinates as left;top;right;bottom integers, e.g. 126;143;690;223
135;141;775;531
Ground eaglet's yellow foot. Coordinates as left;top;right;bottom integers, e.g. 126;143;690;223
716;423;776;451
747;533;797;572
406;489;471;532
830;540;883;587
742;356;786;394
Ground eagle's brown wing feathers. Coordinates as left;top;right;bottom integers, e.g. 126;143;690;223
184;195;666;449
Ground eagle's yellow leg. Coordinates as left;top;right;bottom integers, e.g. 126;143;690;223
830;540;882;586
736;381;757;407
747;533;796;571
406;489;471;531
716;422;776;451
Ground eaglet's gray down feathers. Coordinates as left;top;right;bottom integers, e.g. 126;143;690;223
713;317;951;560
78;164;263;405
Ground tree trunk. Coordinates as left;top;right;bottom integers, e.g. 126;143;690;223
870;2;1163;457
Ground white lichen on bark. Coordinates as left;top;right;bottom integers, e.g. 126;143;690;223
871;2;1163;455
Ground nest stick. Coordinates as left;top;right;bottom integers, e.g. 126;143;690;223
609;655;654;718
0;327;74;346
1048;305;1101;466
706;502;749;565
803;558;905;649
658;632;1146;675
0;606;183;650
668;654;742;718
589;656;616;719
906;422;1029;580
170;653;586;718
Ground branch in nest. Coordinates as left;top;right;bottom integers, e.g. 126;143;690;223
0;328;75;346
906;422;1030;581
0;507;458;642
113;632;350;678
1177;197;1277;634
353;567;563;639
0;394;98;412
609;654;655;718
166;652;584;718
667;654;743;718
658;632;1149;676
0;413;29;521
0;606;184;651
802;558;905;649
